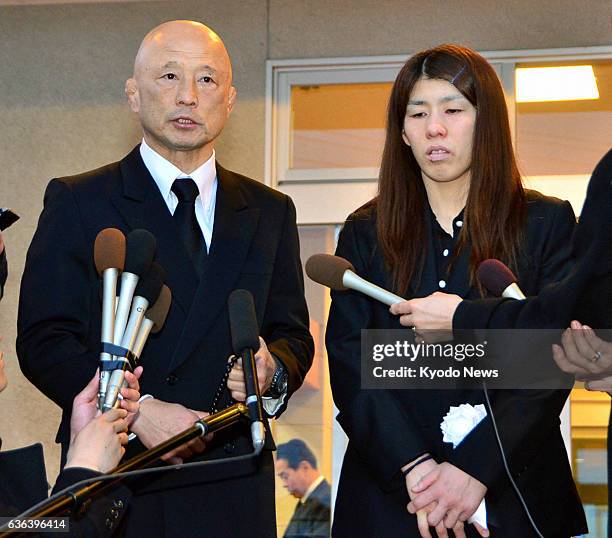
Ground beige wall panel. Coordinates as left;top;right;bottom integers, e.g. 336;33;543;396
269;0;611;58
0;0;266;484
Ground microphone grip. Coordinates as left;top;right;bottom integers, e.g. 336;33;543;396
242;348;263;423
343;270;404;306
242;348;265;452
102;362;129;412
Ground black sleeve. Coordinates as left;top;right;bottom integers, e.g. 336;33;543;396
446;201;577;492
326;217;429;491
52;468;131;537
261;196;314;414
17;179;99;411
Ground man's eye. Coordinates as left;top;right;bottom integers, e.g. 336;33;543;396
409;112;425;118
163;73;177;80
447;108;463;114
200;76;213;83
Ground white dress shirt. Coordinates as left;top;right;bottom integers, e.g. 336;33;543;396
140;138;216;252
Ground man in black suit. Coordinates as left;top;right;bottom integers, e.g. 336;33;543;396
17;20;313;537
276;439;331;538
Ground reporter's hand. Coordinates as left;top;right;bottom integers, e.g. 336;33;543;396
552;322;612;379
408;462;488;537
227;337;277;401
390;292;462;332
130;398;212;464
65;407;129;473
584;375;612;394
70;366;143;439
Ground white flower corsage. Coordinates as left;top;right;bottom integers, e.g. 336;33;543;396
440;404;488;529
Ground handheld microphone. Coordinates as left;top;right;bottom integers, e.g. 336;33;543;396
103;261;165;411
132;284;172;360
94;228;126;408
112;229;156;347
228;289;265;453
476;259;526;300
305;253;404;305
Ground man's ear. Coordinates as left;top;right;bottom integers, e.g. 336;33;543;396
227;86;237;115
125;78;140;113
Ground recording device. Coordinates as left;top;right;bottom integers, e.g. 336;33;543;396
228;289;265;453
113;229;156;346
0;208;19;231
305;253;404;305
476;259;526;300
102;262;165;411
132;284;172;360
94;228;126;408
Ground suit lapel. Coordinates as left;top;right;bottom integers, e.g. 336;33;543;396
111;147;198;317
166;164;260;372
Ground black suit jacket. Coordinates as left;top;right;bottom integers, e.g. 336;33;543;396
326;190;587;537
284;478;331;538
0;442;130;536
455;149;611;538
17;146;314;537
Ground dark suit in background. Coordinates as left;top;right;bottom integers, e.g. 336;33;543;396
17;146;314;537
326;190;587;537
284;478;331;538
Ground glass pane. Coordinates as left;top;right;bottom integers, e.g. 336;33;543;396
516;60;612;177
274;225;337;537
290;82;392;169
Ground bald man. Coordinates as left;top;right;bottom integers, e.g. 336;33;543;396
18;20;313;537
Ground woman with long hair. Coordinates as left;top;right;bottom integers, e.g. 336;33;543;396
326;44;587;537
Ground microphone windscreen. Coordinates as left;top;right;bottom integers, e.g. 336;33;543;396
305;254;354;290
477;259;517;296
147;285;171;333
134;262;166;304
124;229;156;276
94;228;126;274
228;289;260;353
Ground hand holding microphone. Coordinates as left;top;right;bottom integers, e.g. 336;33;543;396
305;253;460;331
228;289;267;453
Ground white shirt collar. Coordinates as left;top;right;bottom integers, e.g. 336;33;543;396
139;138;217;207
300;475;325;504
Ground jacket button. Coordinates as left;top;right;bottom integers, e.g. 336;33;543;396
165;374;178;385
224;442;235;454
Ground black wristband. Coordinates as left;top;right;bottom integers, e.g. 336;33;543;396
402;455;433;477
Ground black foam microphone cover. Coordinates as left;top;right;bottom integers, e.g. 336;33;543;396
228;289;260;353
134;262;166;304
125;229;156;276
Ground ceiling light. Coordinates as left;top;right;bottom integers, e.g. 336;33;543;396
516;65;599;103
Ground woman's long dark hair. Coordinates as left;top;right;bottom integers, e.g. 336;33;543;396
376;44;526;295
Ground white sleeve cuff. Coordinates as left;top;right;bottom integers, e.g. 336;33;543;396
128;394;154;441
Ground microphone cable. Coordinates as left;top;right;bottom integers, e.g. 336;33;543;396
482;381;544;538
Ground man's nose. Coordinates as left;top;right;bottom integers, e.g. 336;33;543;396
176;78;198;107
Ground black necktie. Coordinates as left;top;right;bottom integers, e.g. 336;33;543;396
171;178;206;266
